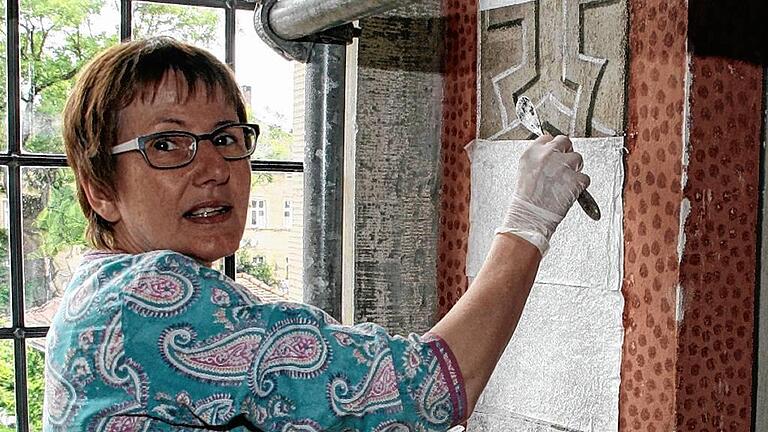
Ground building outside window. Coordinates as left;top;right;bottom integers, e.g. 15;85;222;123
251;198;267;228
0;0;305;429
284;199;293;228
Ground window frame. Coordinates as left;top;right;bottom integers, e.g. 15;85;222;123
0;0;303;429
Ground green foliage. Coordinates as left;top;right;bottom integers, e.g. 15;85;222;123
0;343;46;431
252;124;293;161
133;3;220;49
262;125;292;160
16;0;118;154
236;248;276;287
33;171;87;257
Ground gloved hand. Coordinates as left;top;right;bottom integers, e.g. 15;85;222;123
496;135;591;256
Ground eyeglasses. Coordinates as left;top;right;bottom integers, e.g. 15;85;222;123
111;123;260;169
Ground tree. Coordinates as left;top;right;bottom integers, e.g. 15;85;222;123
236;248;277;287
0;342;46;431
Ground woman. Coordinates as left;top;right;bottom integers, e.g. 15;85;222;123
43;37;589;431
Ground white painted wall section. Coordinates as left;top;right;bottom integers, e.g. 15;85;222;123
465;137;625;431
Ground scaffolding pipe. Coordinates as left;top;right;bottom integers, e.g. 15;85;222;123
302;44;346;321
269;0;417;40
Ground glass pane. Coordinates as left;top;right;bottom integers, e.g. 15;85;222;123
0;168;9;327
132;2;225;62
26;339;45;431
19;0;119;154
0;6;7;153
238;172;303;302
0;339;16;430
236;10;303;162
22;168;86;326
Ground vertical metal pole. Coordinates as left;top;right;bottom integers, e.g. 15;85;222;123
5;0;29;429
303;43;345;320
120;0;131;41
224;0;236;68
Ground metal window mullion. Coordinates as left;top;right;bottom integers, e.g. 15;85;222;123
222;0;236;280
120;0;132;41
141;0;256;10
6;0;31;428
10;166;29;432
224;0;235;69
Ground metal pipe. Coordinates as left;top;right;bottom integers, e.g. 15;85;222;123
302;44;346;320
269;0;417;40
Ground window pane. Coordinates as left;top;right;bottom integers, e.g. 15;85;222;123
0;340;16;430
238;172;303;302
19;0;119;154
236;10;303;162
0;167;9;327
22;168;86;326
26;339;45;431
132;2;225;62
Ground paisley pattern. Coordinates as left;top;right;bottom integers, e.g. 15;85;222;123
249;319;330;397
43;250;465;431
160;326;264;384
415;359;453;425
63;278;98;322
123;269;198;317
373;421;413;432
43;362;78;427
329;349;403;416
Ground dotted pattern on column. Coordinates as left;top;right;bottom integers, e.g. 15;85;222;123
621;1;687;430
675;59;762;431
437;0;477;318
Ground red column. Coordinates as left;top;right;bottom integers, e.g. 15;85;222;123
437;0;477;318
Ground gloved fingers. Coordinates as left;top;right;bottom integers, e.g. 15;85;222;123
533;134;555;146
573;171;591;192
557;152;584;172
544;135;573;153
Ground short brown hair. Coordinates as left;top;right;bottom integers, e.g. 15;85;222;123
63;37;248;250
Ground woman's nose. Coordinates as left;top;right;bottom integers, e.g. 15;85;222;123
191;140;231;186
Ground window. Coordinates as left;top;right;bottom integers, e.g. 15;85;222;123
251;198;267;228
284;199;293;228
0;0;304;429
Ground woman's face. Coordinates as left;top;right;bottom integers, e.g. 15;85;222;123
103;72;251;265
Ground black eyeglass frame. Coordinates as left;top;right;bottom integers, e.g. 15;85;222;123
111;122;261;169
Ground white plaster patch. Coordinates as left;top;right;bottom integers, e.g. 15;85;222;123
465;137;625;431
678;197;691;263
479;0;533;12
468;283;624;431
676;283;685;323
466;138;625;291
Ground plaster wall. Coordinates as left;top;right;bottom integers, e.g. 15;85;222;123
466;0;629;429
352;2;444;334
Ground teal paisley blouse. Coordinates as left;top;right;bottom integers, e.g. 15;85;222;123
43;250;466;431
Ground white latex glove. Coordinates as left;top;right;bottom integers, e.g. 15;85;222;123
496;135;591;256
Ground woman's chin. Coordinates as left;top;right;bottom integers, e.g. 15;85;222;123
183;241;239;266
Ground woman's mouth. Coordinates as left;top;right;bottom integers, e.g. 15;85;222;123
184;205;233;223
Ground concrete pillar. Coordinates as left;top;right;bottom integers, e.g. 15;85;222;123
352;2;444;334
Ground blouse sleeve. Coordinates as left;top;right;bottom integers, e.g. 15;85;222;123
116;251;466;431
241;302;468;430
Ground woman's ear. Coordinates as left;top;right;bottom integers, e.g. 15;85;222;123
82;179;121;223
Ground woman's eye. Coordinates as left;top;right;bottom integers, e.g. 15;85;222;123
212;134;237;147
151;139;179;152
